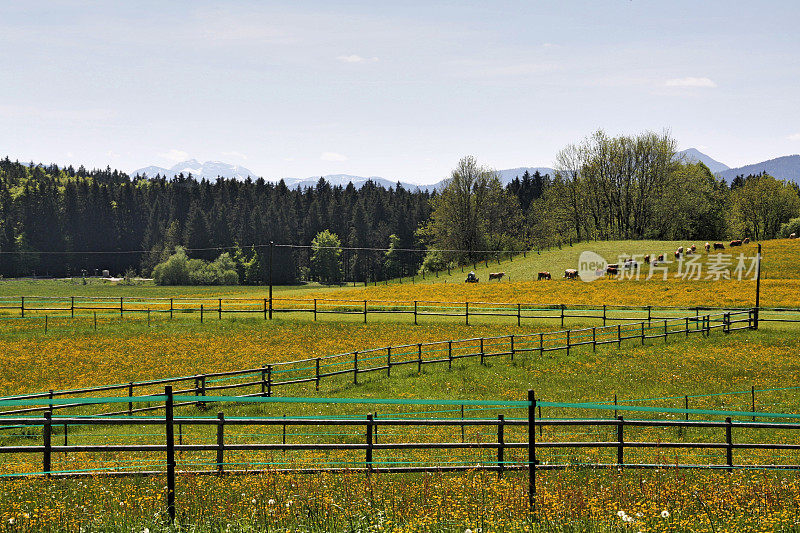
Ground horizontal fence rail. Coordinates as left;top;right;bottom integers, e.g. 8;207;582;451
2;390;800;520
0;310;756;418
0;296;796;328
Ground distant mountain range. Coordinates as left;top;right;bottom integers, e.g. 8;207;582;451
131;151;800;189
718;155;800;183
676;148;730;174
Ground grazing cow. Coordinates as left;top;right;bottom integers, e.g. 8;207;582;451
714;242;725;250
743;238;750;244
643;254;651;264
606;265;618;276
564;269;579;280
685;248;694;256
730;239;743;247
674;249;681;259
677;246;684;255
657;253;665;262
537;271;551;281
465;272;479;283
790;233;797;239
623;259;638;270
690;244;697;253
705;242;711;253
488;272;505;281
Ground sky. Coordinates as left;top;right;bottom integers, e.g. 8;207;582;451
1;0;799;184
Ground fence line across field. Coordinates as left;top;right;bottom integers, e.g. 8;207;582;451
0;295;796;327
3;389;800;522
0;309;756;418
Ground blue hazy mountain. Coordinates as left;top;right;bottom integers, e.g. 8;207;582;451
676;148;730;174
718;155;800;184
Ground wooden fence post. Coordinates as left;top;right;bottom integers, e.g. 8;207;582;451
603;304;607;326
751;385;756;422
71;296;74;318
120;296;124;318
364;300;367;324
261;368;268;397
539;332;544;355
169;298;173;320
497;414;505;479
647;305;651;327
510;335;515;360
664;320;668;343
217;412;225;474
414;301;418;325
387;348;392;377
480;338;485;365
640;322;645;345
128;382;134;415
353;352;359;384
617;324;621;348
418;343;423;373
565;330;570;356
592;327;596;352
267;365;272;397
465;302;469;326
20;296;24;318
263;298;267;320
517;303;521;327
528;389;536;511
366;413;374;475
448;341;453;370
218;298;222;320
313;299;317;321
316;358;321;391
617;416;624;468
725;417;733;471
200;304;204;323
165;386;176;523
43;411;52;476
560;304;565;328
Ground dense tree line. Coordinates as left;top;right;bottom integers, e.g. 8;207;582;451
3;129;799;283
0;158;431;282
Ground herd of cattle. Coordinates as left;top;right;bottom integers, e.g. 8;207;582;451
542;238;758;282
465;235;797;283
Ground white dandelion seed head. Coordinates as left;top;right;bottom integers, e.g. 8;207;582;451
661;510;670;518
268;499;276;505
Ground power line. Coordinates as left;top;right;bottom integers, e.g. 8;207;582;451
0;243;528;255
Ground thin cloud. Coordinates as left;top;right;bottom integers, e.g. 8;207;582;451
665;77;717;88
321;152;348;162
337;54;379;63
788;133;800;142
159;149;189;162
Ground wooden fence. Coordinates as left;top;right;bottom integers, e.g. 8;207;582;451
0;296;796;327
2;388;800;521
0;310;755;418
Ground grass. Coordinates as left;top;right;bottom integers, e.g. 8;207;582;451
2;239;800;531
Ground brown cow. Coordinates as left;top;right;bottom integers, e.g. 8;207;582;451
730;239;743;247
743;238;750;244
705;242;711;253
714;242;725;250
643;254;651;264
690;244;697;253
790;233;797;239
685;248;694;256
657;254;665;262
564;269;579;279
488;272;505;281
677;246;684;254
537;271;551;280
606;265;618;276
674;249;681;259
